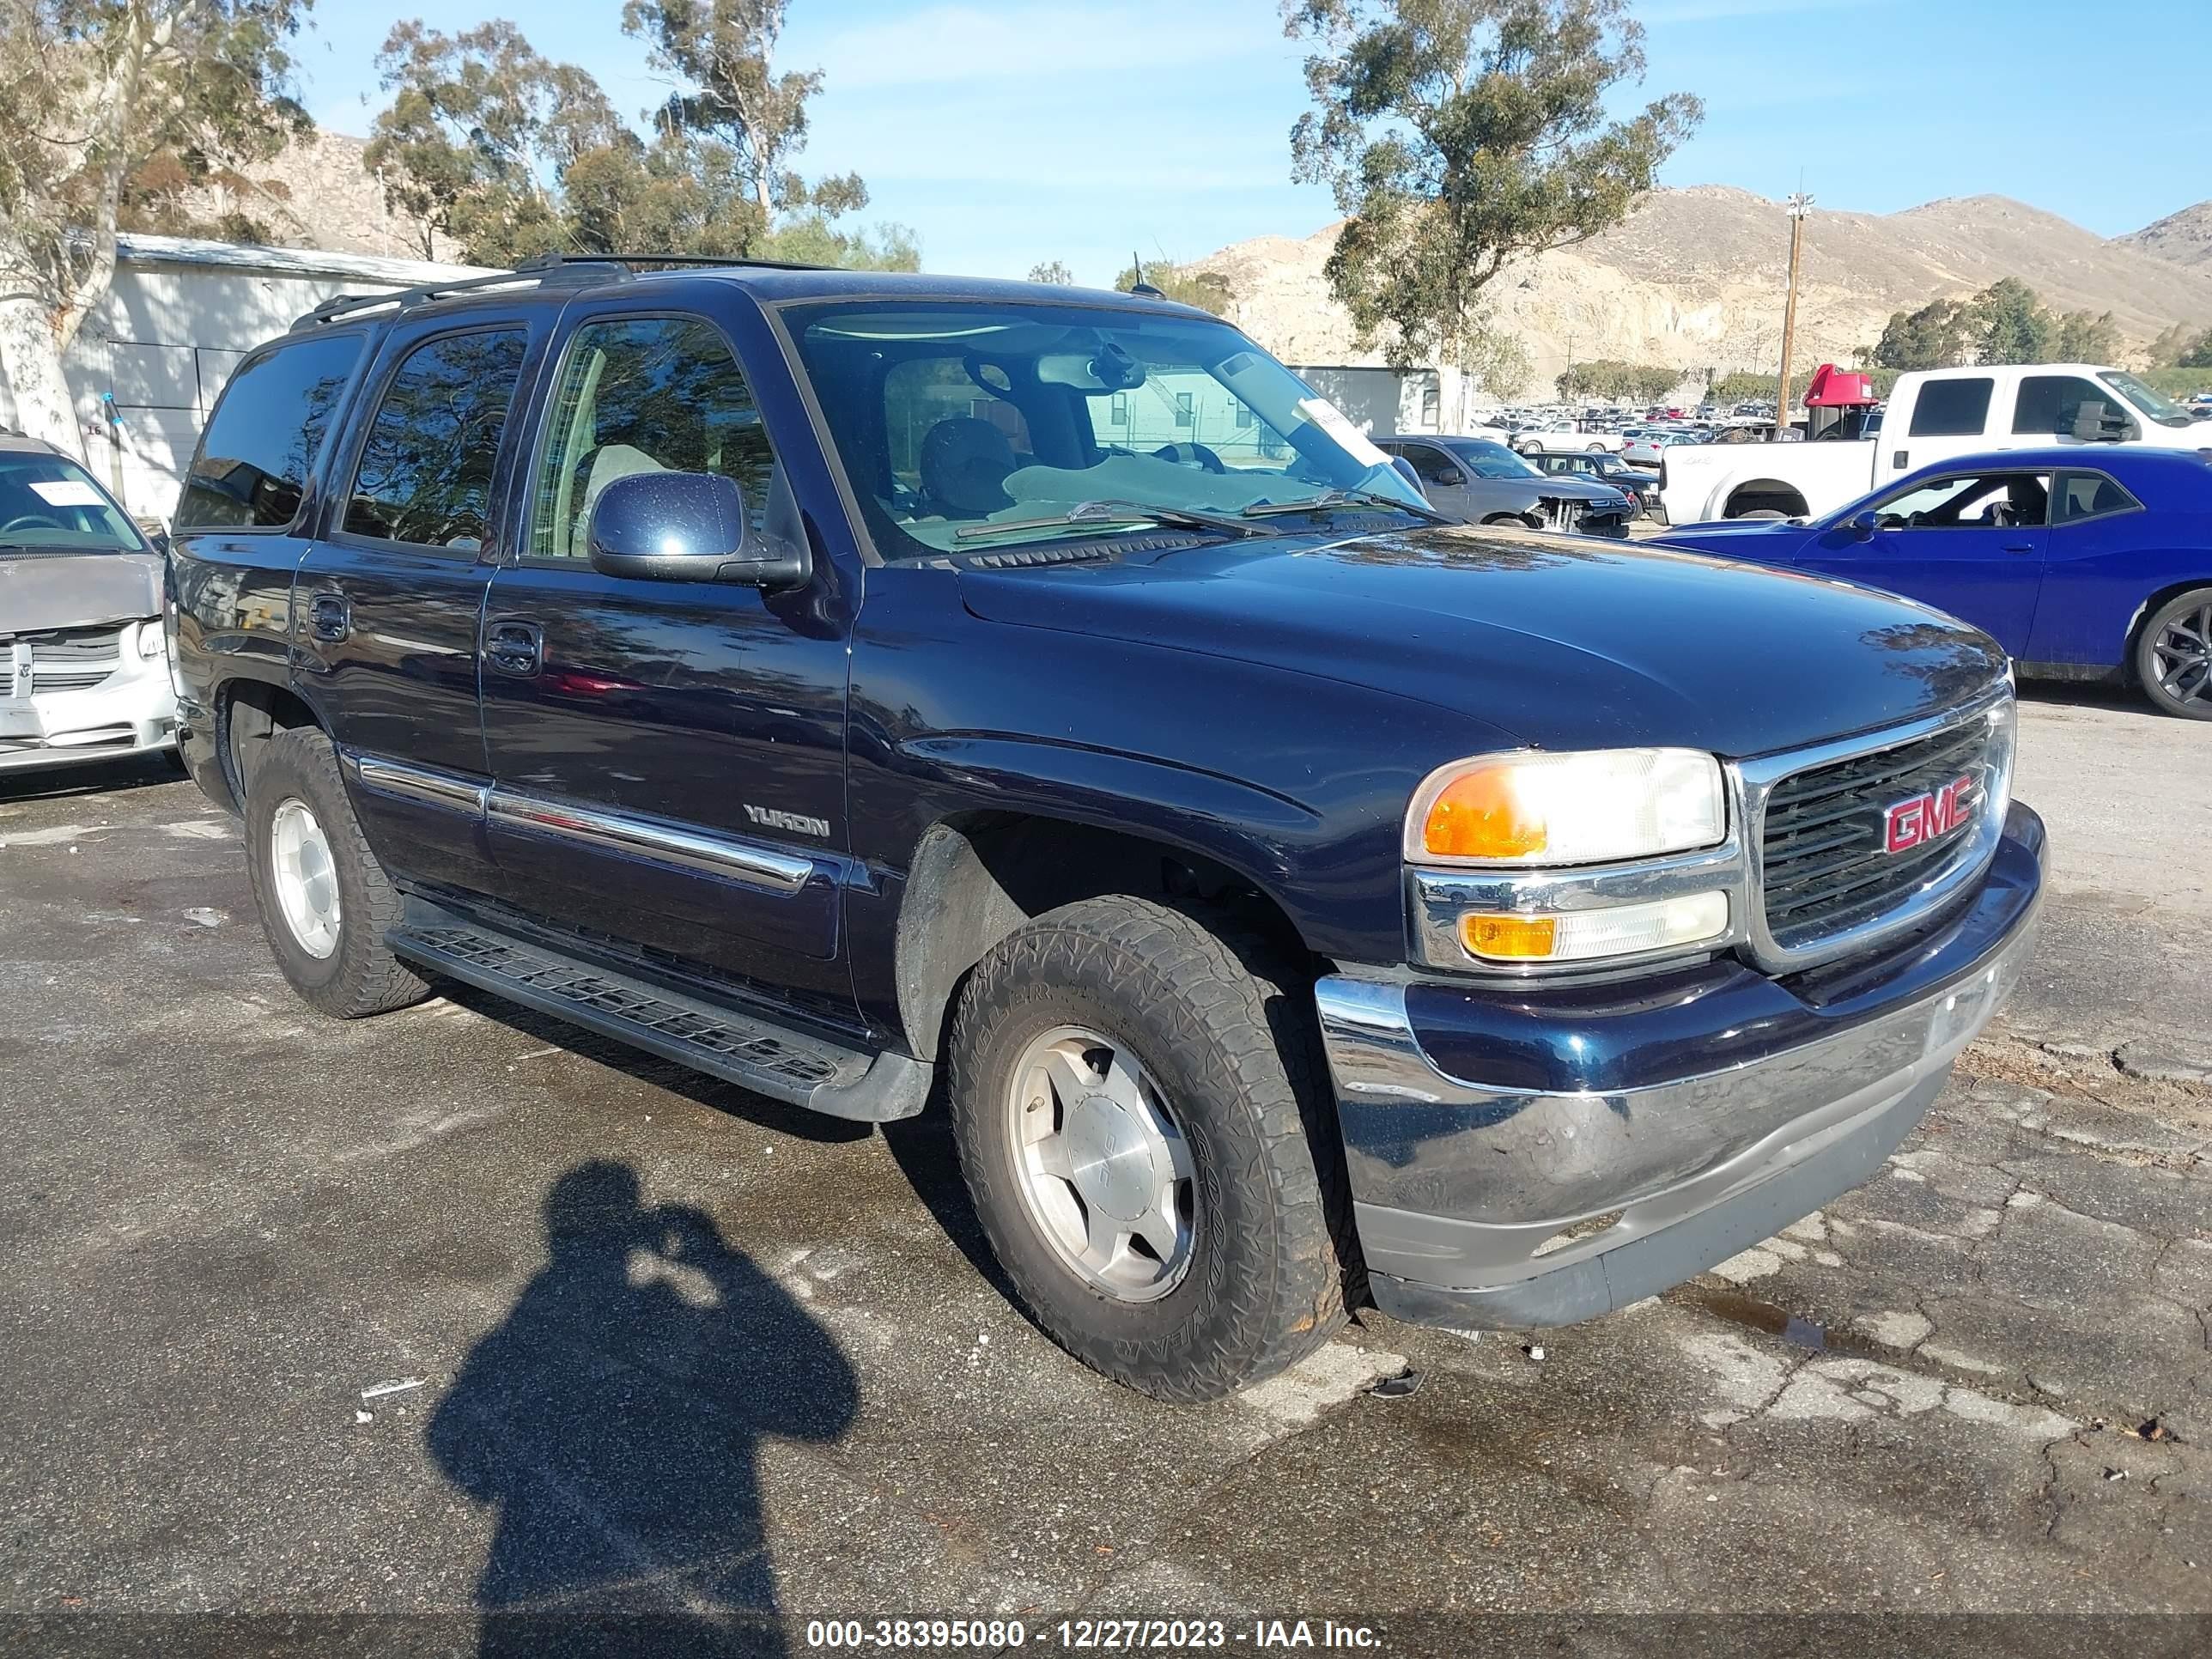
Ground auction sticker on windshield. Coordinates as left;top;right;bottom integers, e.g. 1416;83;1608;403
30;479;105;507
1296;397;1390;470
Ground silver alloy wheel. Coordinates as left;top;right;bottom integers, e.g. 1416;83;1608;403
2152;603;2212;708
1006;1024;1196;1302
270;797;342;959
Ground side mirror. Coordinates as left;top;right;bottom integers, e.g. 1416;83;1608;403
2070;400;2136;444
586;471;809;587
1843;508;1878;540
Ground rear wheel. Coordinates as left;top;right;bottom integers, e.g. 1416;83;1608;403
244;726;430;1017
2136;588;2212;719
948;896;1348;1401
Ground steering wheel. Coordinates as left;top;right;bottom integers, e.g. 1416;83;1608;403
1;513;67;533
1152;442;1225;474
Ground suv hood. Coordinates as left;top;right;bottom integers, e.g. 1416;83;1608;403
958;525;2005;758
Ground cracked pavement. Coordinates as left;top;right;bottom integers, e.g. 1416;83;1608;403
0;681;2206;1647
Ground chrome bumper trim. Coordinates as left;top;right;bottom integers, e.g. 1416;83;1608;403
1322;815;2041;1297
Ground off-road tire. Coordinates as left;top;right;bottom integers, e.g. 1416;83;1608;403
948;896;1349;1402
244;726;430;1018
2135;587;2212;720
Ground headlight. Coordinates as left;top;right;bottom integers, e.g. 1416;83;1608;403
1407;749;1727;866
1460;891;1730;964
136;621;166;660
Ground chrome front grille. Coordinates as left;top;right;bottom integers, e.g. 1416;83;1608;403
1757;715;1998;953
26;627;125;691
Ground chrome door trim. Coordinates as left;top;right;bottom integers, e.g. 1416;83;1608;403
346;752;492;814
485;789;815;895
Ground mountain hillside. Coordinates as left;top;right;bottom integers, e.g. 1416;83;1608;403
2121;201;2212;272
1197;188;2212;393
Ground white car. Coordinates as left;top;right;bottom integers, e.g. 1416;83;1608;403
1511;423;1625;458
0;435;179;776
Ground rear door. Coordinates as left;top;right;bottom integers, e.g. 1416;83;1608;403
294;312;543;890
1802;469;2048;654
1879;375;1996;484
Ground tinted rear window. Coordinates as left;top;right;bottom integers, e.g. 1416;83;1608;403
1908;377;1994;438
177;333;365;530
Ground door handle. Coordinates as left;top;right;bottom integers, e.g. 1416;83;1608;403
2002;544;2037;555
486;620;544;678
307;592;349;642
1892;450;1909;471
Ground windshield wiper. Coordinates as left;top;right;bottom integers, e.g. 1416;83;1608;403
1239;488;1452;526
952;499;1277;544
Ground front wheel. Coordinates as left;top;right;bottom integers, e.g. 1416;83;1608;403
947;897;1350;1402
2137;589;2212;719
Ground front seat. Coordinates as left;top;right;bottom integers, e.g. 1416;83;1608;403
919;416;1018;518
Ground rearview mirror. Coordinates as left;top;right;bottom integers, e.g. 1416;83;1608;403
586;471;809;588
2070;400;2136;444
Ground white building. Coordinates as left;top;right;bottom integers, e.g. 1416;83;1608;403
32;234;488;523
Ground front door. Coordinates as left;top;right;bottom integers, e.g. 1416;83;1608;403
477;305;858;1014
1393;440;1476;521
1801;469;2050;656
295;318;538;890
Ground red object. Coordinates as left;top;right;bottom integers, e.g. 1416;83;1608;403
1883;776;1976;854
1802;364;1877;409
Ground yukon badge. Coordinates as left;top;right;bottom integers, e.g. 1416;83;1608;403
1882;775;1976;855
743;804;832;839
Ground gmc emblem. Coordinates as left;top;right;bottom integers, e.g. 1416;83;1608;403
1883;775;1977;854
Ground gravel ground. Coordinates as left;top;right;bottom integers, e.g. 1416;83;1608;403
1;680;2206;1656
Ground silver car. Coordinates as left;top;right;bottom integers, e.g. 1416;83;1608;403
1382;435;1634;538
0;434;178;776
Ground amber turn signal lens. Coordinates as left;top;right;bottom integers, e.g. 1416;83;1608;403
1460;914;1559;959
1424;768;1546;860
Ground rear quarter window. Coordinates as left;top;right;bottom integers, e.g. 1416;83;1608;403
177;333;366;531
1907;378;1994;438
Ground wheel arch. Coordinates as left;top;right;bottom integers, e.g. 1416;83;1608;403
1723;479;1811;519
2122;578;2212;665
218;676;326;808
892;810;1315;1064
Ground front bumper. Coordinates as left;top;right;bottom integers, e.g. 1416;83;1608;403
0;647;178;775
1319;802;2045;1328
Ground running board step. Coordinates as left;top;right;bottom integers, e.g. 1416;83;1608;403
388;910;929;1122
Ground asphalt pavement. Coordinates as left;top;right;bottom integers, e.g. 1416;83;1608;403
2;682;2207;1656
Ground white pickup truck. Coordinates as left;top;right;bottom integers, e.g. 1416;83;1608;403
1658;363;2212;524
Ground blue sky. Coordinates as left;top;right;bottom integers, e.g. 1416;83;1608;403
294;0;2212;284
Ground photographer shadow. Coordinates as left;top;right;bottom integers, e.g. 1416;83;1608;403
429;1161;856;1658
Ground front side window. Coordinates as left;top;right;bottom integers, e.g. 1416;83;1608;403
1870;471;2051;531
1443;440;1540;480
0;451;145;552
178;332;363;531
2013;375;2114;438
787;300;1425;557
1908;378;1994;438
531;315;774;561
1396;442;1459;486
343;330;527;550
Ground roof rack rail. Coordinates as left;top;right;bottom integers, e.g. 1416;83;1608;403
291;250;830;331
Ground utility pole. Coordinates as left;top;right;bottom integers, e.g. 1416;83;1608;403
1771;191;1812;442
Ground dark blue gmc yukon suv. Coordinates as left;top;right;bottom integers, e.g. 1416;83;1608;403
168;258;2045;1401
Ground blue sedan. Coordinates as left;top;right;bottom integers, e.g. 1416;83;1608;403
1655;446;2212;718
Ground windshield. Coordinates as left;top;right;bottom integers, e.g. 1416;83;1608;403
2101;371;2198;429
0;451;145;552
1440;439;1540;479
785;300;1428;556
